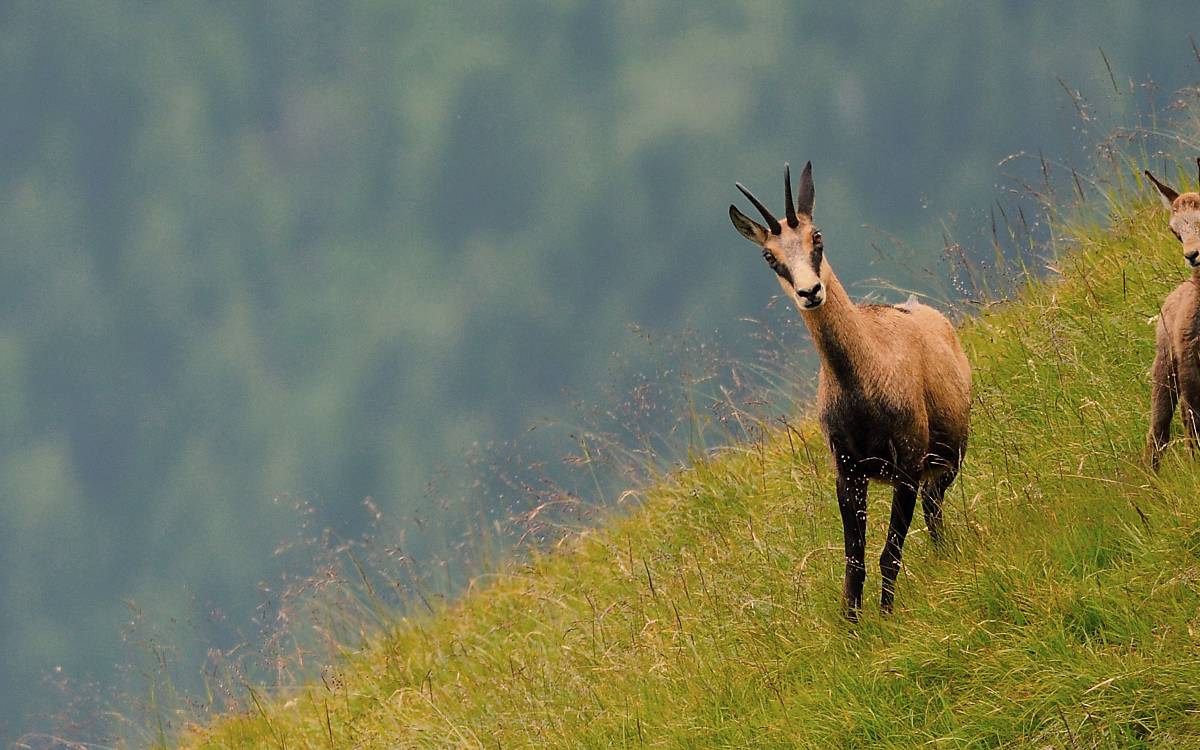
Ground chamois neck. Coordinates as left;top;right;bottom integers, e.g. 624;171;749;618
798;269;876;389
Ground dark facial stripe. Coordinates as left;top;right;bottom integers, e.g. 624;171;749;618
763;250;794;288
778;265;795;287
809;229;824;275
774;261;795;288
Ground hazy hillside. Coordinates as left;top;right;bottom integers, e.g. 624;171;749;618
5;3;1199;742
167;160;1200;747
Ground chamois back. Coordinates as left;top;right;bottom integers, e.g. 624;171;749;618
816;300;970;478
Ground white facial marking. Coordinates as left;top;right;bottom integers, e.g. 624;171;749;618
1171;208;1200;267
771;228;826;311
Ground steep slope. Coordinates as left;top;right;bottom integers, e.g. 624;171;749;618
180;198;1200;748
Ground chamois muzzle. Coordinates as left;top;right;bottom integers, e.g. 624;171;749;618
795;281;826;309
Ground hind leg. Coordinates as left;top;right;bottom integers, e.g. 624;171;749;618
922;430;966;547
920;467;957;548
1182;398;1200;455
1179;368;1200;455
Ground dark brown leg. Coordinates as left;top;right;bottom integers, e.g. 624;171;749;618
1182;398;1200;454
1146;352;1178;470
836;472;868;621
879;481;917;613
920;468;956;548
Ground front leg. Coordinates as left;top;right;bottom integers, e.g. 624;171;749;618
836;472;868;621
880;481;918;613
1145;351;1178;469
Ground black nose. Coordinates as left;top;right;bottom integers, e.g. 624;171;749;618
797;282;823;299
1187;250;1199;262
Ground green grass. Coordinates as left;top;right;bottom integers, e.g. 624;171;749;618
177;196;1200;748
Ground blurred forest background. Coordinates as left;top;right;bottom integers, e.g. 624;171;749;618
0;1;1197;741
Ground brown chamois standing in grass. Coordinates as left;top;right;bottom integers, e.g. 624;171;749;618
729;163;971;620
1144;158;1200;469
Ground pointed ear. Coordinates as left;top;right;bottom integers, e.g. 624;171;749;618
796;161;814;216
729;205;768;244
1145;169;1179;210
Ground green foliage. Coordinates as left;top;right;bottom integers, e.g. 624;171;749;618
175;191;1200;746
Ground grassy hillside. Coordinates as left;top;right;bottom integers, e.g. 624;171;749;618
176;189;1200;748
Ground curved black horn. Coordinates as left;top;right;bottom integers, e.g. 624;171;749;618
784;163;799;228
736;182;781;235
1196;156;1199;186
796;161;814;216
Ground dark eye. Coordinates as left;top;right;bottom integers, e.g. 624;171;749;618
761;250;794;285
1172;228;1182;241
812;229;823;246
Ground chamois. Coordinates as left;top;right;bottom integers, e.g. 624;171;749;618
1144;159;1200;469
729;162;971;619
